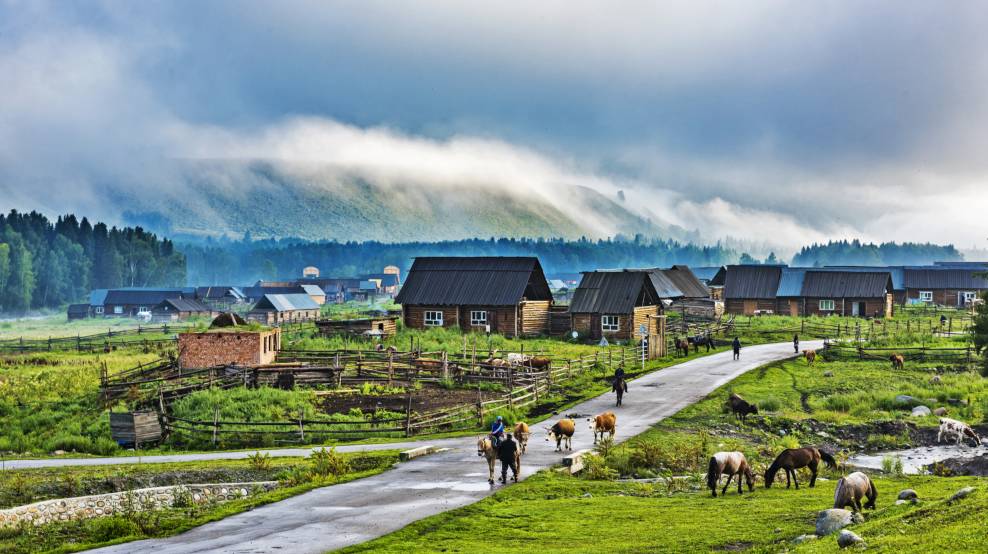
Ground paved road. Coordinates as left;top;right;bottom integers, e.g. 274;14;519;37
87;341;818;554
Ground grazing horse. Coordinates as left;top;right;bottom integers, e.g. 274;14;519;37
674;338;690;357
476;436;498;484
513;422;531;454
689;334;714;353
588;412;616;444
803;349;816;365
545;419;575;451
727;393;759;424
765;447;836;489
707;451;755;497
833;471;877;512
938;417;982;446
890;354;905;370
612;375;628;406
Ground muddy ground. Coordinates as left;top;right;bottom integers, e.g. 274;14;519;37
320;385;501;414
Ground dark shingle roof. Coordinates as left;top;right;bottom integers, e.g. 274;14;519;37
724;266;783;299
570;271;660;313
904;268;988;290
154;298;212;313
801;271;892;298
646;270;684;299
195;286;246;300
103;289;186;306
660;266;709;298
395;257;551;306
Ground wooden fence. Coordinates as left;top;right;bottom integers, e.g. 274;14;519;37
0;324;195;354
821;343;978;365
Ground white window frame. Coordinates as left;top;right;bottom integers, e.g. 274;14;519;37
601;315;620;332
470;310;487;326
424;310;444;326
961;291;976;304
94;306;104;314
113;306;123;314
919;291;933;302
819;299;835;311
137;306;148;313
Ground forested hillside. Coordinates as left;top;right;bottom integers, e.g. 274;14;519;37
792;240;964;267
0;211;186;313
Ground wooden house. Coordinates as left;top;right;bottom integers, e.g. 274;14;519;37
723;265;784;315
101;288;190;317
316;316;399;337
247;293;321;325
569;270;665;341
194;286;247;310
151;298;216;322
776;269;893;317
903;267;988;307
395;256;553;337
67;303;91;320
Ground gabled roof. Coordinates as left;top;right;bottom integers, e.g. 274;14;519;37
251;293;321;312
67;303;90;316
89;289;108;306
724;265;783;299
645;269;684;299
196;286;246;300
365;273;400;287
299;284;326;296
776;268;809;297
801;271;893;298
154;298;212;312
395;257;551;306
903;268;988;290
548;279;569;290
822;266;905;290
659;266;709;298
103;289;187;306
570;270;661;313
358;280;378;291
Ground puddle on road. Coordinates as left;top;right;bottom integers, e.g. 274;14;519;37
406;481;493;492
848;443;988;474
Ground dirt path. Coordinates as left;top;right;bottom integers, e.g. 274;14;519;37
84;341;819;554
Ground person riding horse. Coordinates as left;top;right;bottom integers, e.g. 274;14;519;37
490;415;506;449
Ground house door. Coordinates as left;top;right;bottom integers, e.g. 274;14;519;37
743;300;756;315
590;314;602;340
789;300;799;317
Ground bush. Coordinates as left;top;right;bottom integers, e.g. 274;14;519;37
86;517;140;542
581;453;618;481
310;447;350;478
758;397;781;412
247;451;273;471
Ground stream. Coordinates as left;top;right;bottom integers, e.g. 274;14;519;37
848;443;988;474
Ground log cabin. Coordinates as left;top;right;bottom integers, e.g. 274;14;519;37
569;270;665;341
247;293;321;325
723;265;784;315
395;256;553;337
903;267;988;307
776;269;894;317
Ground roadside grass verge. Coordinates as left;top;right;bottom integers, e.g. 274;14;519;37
0;449;400;554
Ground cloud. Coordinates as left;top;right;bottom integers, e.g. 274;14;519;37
2;1;987;254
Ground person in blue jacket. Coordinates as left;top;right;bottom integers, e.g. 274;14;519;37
490;415;506;449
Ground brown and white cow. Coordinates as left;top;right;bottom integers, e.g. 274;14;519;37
514;421;530;454
545;418;575;451
588;412;617;444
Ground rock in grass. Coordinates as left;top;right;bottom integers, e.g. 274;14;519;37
948;487;975;503
911;405;931;417
793;534;818;544
895;395;918;406
823;371;834;377
837;530;865;548
816;509;857;536
898;489;918;501
933;407;948;416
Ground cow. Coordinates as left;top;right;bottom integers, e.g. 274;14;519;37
890;354;905;370
803;349;816;365
588;412;617;444
727;393;758;424
514;421;531;454
526;356;552;370
545;418;575;451
938;417;982;447
507;353;531;366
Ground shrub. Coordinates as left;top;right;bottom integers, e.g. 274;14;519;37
310;447;350;478
581;453;618;481
758;397;782;412
247;451;273;471
86;516;139;542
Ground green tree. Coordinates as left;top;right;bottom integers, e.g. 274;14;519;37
0;226;35;312
973;289;988;375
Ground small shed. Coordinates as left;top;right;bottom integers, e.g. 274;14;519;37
178;327;282;368
67;303;91;320
316;316;399;337
109;411;163;447
247;293;321;325
152;298;216;322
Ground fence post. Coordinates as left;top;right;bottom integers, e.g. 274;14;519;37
212;407;219;447
508;368;515;410
534;374;540;404
298;411;305;443
48;336;51;351
405;393;413;437
477;389;484;426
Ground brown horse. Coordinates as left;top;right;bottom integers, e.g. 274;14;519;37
834;471;877;512
612;375;628;406
727;393;758;424
803;349;816;365
707;451;755;497
765;447;836;489
674;337;690;357
890;354;904;370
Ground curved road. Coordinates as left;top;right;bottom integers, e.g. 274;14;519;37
83;340;817;553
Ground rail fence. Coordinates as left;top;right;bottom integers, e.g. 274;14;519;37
0;324;196;354
820;343;978;365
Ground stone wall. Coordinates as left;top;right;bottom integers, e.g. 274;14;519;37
0;482;277;528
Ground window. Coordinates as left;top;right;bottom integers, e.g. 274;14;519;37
962;291;977;304
94;306;104;314
424;310;444;326
819;299;835;311
919;291;933;302
470;310;487;326
601;315;620;332
113;306;123;314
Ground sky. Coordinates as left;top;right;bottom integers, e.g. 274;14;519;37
2;0;988;252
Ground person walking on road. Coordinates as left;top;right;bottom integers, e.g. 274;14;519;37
732;337;742;360
498;433;519;483
793;333;799;354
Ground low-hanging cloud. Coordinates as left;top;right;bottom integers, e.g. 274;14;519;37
2;1;988;255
